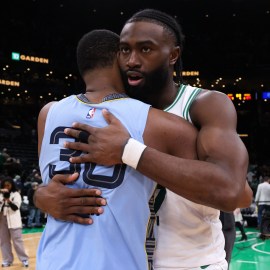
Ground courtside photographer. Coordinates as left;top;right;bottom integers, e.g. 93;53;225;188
0;177;29;267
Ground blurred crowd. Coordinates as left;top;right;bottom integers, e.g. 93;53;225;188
0;147;44;228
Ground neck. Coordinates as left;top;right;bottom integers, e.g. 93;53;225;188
84;89;124;104
83;66;125;103
146;81;179;110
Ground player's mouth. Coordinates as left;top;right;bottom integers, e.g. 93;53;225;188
127;71;144;86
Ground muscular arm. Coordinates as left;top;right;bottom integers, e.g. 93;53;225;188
143;107;198;161
193;91;251;208
136;91;252;211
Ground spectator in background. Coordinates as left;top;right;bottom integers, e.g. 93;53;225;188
27;182;41;228
246;169;255;184
0;177;29;268
1;148;10;161
219;211;236;265
3;157;22;178
255;176;270;229
26;169;42;185
23;169;42;195
32;172;42;185
234;208;247;241
13;175;23;194
250;174;260;195
0;148;10;174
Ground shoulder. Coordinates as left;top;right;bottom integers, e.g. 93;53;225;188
38;101;58;156
38;101;58;131
38;101;58;120
190;89;236;128
193;89;234;113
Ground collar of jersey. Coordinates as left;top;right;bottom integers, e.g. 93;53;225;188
76;93;129;103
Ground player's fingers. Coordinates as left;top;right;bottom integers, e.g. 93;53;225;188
102;109;118;124
68;205;105;215
61;192;106;206
65;188;102;198
80;196;107;206
69;153;92;164
66;214;94;225
64;128;90;144
51;173;79;184
63;141;90;153
64;128;84;139
71;122;96;134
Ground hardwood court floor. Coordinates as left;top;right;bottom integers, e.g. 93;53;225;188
0;228;42;270
1;227;269;269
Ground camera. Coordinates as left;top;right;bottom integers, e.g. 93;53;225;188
3;192;10;199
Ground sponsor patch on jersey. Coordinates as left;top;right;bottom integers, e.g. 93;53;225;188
86;108;96;119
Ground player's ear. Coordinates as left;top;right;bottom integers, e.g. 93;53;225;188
170;46;180;65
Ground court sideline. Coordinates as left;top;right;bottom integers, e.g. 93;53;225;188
0;228;269;269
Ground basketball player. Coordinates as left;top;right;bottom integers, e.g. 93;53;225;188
36;29;198;269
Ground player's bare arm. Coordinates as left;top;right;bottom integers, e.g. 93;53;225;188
190;91;252;208
137;91;252;211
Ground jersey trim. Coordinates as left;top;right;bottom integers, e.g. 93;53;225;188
183;87;201;120
76;93;129;104
164;84;202;121
164;84;187;112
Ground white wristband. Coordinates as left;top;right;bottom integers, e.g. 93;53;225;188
122;138;147;169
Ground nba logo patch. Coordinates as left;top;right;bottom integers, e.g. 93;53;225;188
86;108;96;119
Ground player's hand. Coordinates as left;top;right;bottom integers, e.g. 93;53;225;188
34;173;107;225
64;109;130;166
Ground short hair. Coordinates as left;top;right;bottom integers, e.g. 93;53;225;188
1;176;18;192
126;9;185;84
77;29;120;77
31;182;39;187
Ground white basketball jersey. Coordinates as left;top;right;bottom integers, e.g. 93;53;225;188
153;84;226;269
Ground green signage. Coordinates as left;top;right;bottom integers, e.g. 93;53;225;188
11;52;20;61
